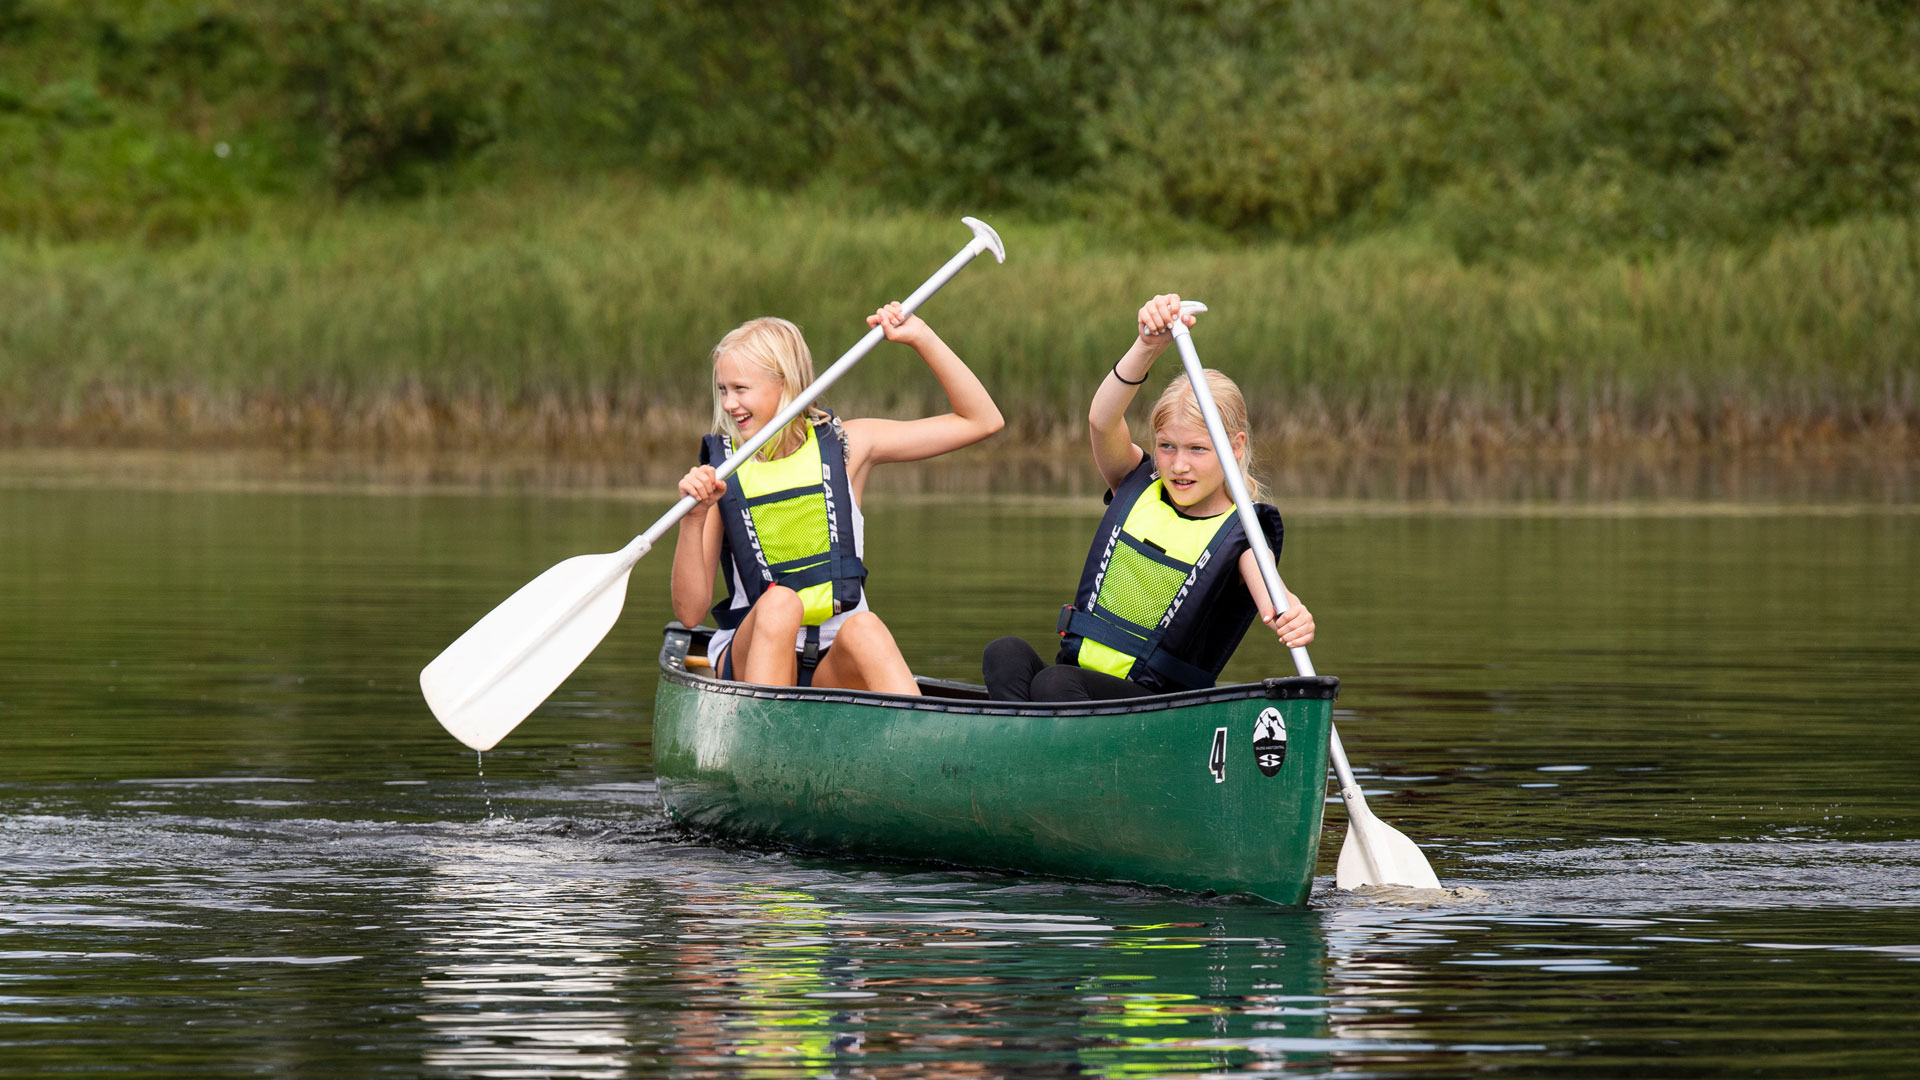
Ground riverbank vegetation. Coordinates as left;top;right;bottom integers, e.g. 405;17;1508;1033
2;1;1915;455
5;180;1912;455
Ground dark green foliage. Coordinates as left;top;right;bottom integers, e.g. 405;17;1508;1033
521;0;1920;258
529;0;860;183
1406;0;1920;258
259;0;510;196
3;0;1918;258
0;0;511;240
0;3;268;241
526;0;1119;205
830;1;1124;208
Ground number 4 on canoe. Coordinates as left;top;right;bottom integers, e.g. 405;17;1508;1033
418;217;1007;754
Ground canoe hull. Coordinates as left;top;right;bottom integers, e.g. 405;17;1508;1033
652;627;1334;905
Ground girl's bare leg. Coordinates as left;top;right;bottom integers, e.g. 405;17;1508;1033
812;612;921;696
730;587;802;686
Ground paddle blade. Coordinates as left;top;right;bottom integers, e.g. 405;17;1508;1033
1333;784;1442;890
420;548;639;752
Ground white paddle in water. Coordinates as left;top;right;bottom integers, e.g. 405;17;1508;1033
421;217;1007;752
1166;300;1441;891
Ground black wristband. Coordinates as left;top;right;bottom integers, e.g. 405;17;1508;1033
1111;362;1148;386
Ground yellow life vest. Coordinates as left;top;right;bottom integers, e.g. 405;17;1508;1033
1058;461;1281;692
702;419;866;630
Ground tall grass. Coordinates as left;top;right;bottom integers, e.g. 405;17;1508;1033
0;178;1913;456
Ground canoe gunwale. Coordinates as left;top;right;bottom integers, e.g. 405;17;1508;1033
658;622;1339;715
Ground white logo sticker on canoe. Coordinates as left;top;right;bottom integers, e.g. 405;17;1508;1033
1208;727;1227;783
1253;707;1287;777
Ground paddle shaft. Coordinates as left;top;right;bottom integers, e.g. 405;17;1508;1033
1165;322;1365;795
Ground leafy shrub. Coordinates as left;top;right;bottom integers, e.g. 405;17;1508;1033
0;9;260;242
257;0;510;196
0;0;512;239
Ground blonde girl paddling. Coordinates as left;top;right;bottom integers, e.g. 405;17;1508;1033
983;293;1314;701
674;306;1003;695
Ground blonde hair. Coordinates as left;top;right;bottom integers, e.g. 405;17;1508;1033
710;317;827;458
1149;369;1265;503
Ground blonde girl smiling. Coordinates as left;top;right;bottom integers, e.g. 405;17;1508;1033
673;306;1002;694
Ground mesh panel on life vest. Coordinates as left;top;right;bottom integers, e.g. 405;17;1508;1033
1095;541;1188;631
749;493;830;566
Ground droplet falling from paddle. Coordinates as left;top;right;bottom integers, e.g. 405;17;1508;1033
476;750;492;820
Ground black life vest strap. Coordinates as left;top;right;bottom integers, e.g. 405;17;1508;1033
1115;530;1193;573
813;418;866;617
767;553;868;592
1071;598;1158;641
767;553;830;575
711;600;748;631
741;483;825;509
1058;607;1218;691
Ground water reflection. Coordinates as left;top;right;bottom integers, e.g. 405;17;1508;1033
1070;916;1330;1078
417;837;641;1078
625;874;1332;1078
665;886;873;1076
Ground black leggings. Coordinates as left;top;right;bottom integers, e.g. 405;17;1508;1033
982;636;1155;703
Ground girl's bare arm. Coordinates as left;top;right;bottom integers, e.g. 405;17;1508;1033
846;304;1004;476
1239;549;1315;648
1090;293;1191;491
670;466;726;627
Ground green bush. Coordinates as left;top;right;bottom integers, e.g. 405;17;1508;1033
257;0;511;196
0;0;511;240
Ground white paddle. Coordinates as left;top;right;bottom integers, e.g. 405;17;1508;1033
421;217;1007;752
1165;300;1441;891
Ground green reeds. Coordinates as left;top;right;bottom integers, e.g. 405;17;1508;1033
1;177;1913;456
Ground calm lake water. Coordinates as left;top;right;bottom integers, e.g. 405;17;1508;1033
2;453;1917;1077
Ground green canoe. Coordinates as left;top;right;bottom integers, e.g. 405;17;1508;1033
651;625;1337;906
